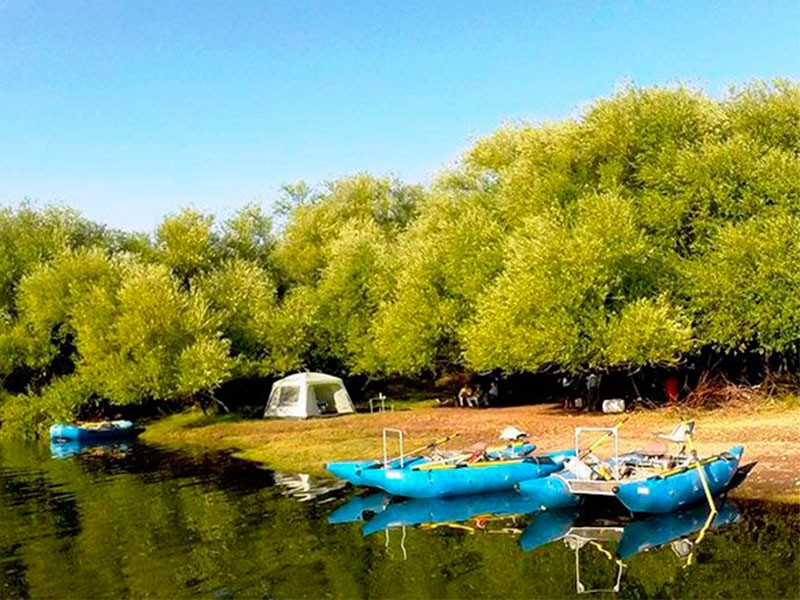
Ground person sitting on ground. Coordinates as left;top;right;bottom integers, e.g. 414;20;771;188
457;383;479;407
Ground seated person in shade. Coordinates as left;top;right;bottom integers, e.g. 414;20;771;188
457;383;477;407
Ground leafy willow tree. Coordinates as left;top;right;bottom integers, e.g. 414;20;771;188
370;189;506;374
195;258;277;375
155;208;220;283
274;174;421;285
313;219;391;373
272;174;424;372
461;192;687;372
220;204;276;268
0;204;112;313
73;260;232;405
688;211;800;356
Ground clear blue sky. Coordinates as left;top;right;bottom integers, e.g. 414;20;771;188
1;0;798;233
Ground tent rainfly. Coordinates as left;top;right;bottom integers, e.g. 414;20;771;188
264;372;356;418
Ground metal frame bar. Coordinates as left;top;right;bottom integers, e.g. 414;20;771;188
574;426;621;480
383;428;404;469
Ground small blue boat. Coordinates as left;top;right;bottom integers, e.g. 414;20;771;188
49;420;141;442
327;456;429;487
516;420;744;514
615;446;743;513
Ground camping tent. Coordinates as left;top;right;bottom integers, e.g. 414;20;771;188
264;372;356;418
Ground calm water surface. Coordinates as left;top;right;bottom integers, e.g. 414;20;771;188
1;440;797;599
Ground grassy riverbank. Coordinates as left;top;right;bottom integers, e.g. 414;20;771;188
141;400;800;504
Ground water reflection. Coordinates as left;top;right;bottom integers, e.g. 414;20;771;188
329;487;751;594
358;491;539;536
50;439;134;460
327;491;392;524
519;501;743;594
273;472;347;503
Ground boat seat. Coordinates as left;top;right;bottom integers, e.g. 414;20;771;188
638;441;668;457
657;420;696;455
463;441;490;463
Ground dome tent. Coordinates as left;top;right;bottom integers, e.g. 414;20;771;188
264;372;355;418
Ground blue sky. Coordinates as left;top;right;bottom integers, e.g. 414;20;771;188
1;0;798;233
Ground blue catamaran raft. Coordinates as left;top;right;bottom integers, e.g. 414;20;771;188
326;427;574;499
517;420;745;514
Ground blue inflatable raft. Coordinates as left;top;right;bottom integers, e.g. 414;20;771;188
339;448;574;499
326;440;537;488
49;420;141;442
517;445;744;514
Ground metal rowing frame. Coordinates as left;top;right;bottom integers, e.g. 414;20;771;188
382;428;404;469
562;426;623;496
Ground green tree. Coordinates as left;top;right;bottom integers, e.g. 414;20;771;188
155;208;220;283
195;258;277;375
689;211;800;354
313;219;390;373
0;203;109;313
371;190;505;374
463;193;679;372
274;174;422;286
74;261;231;405
221;204;276;267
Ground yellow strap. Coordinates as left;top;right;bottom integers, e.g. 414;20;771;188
420;522;475;533
656;454;718;478
415;457;524;471
405;433;460;457
686;435;718;515
579;415;630;459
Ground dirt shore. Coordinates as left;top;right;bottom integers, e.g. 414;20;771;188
142;402;800;503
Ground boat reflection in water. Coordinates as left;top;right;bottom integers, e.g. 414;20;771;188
359;490;541;536
328;491;393;524
50;439;135;460
329;489;743;589
520;500;742;593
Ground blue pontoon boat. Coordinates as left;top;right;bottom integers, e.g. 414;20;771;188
517;421;745;514
327;428;572;498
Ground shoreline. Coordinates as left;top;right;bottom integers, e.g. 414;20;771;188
141;402;800;504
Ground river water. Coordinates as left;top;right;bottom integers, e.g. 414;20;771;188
1;440;797;599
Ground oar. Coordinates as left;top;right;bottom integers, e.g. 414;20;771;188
382;433;460;466
579;415;630;460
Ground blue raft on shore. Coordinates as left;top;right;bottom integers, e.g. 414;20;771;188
49;420;141;442
327;439;536;488
329;448;574;499
327;428;574;499
517;420;745;514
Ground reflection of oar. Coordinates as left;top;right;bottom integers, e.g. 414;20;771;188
383;433;460;466
579;415;630;460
